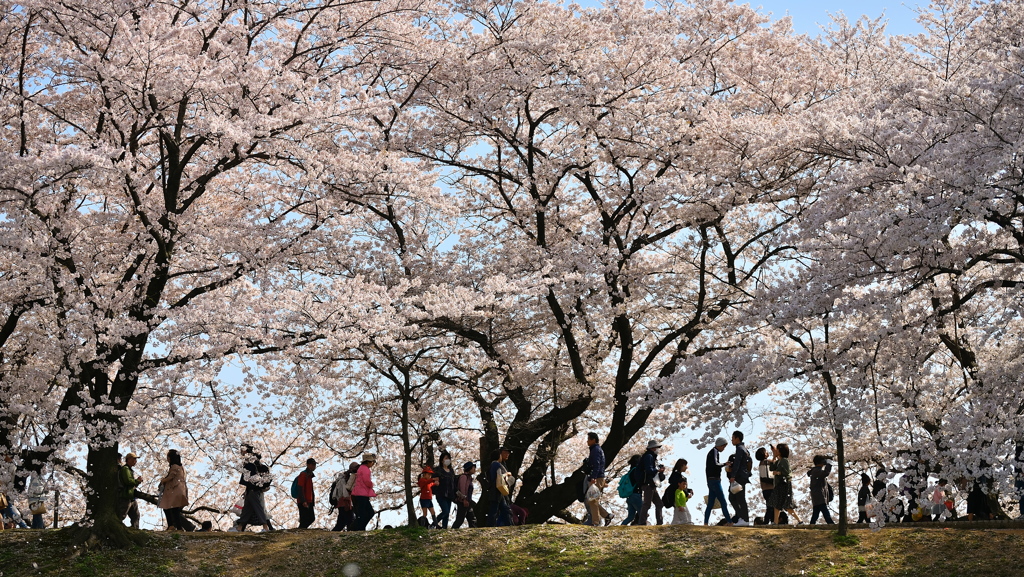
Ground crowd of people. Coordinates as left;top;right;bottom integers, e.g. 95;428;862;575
3;433;1024;532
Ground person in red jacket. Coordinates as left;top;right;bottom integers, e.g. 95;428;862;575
418;467;439;527
296;458;317;529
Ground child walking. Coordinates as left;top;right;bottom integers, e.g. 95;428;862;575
671;477;693;525
418;467;439;527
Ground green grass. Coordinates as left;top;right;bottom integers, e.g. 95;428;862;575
1;524;1021;577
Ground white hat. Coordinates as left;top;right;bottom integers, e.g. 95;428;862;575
646;440;662;450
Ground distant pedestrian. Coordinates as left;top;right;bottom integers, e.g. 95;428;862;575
637;440;663;525
295;458;317;529
331;462;359;531
671;476;693;525
351;453;377;531
158;449;190;531
233;444;272;532
118;452;142;530
767;443;801;525
488;447;513;527
704;437;732;526
807;455;834;525
728;431;752;526
856;473;871;523
584;432;612;526
756;448;777;524
418;466;438;527
452;462;478;529
434;451;456;529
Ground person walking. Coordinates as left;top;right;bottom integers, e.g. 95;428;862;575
26;471;48;529
620;454;643;525
434;451;456;529
417;466;439;527
488;446;513;527
767;443;801;525
584;432;613;526
807;455;834;524
452;462;478;529
856;473;871;523
704;437;732;526
728;431;752;526
351;453;377;531
118;452;143;530
755;448;777;524
331;462;359;531
295;458;317;529
158;449;189;530
234;445;272;532
637;440;663;525
671;476;693;525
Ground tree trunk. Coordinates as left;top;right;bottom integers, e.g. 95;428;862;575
68;444;146;548
400;382;417;526
836;426;848;536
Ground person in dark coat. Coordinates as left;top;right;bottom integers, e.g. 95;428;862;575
857;473;871;523
233;445;272;532
728;431;753;526
807;455;834;524
704;437;732;526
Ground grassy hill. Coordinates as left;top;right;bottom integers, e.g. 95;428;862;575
1;523;1022;577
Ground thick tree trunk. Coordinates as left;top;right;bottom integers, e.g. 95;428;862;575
68;444;146;548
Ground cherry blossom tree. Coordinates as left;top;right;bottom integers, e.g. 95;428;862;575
0;0;435;543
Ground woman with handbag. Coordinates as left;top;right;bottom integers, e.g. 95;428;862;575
158;449;190;530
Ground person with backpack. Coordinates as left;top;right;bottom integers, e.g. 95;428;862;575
704;437;732;526
330;462;359;531
728;431;753;526
293;458;316;529
618;454;643;525
452;462;478;529
434;451;457;529
158;449;190;531
118;452;143;530
807;454;834;524
233;444;273;532
351;453;377;531
488;446;513;527
637;440;663;525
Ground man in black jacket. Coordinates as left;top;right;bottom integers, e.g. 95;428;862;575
728;431;753;526
637;440;664;525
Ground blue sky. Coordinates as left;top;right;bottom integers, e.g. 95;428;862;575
753;0;924;35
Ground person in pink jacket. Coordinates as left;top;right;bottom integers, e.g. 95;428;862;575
351;453;377;531
158;449;189;530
